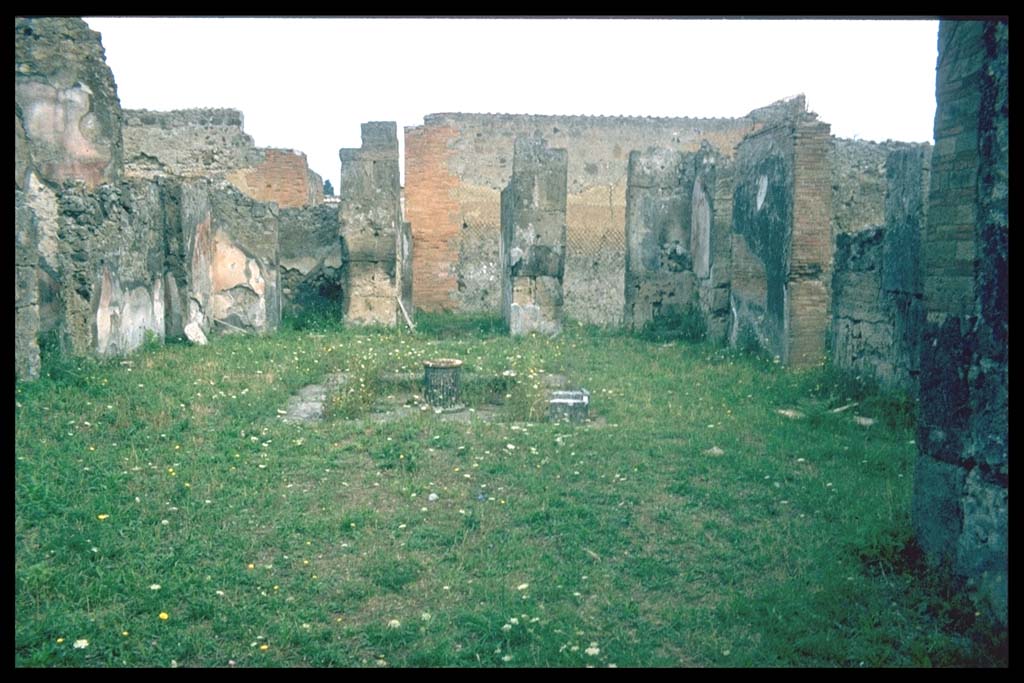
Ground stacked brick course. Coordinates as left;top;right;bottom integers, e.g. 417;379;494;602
227;149;323;209
404;123;461;311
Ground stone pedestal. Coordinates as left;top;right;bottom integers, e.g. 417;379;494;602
549;390;590;423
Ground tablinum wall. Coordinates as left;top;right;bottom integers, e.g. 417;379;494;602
404;98;806;325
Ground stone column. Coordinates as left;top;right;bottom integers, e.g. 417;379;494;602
880;146;930;390
500;137;568;336
623;147;696;331
15;192;41;381
692;142;734;343
339;122;403;326
914;19;1007;626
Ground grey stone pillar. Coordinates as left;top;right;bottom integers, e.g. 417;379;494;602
500;137;568;336
692;142;734;343
339;122;403;326
623;147;696;331
15;191;41;381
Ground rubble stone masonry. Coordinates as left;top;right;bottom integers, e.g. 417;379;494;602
831;146;930;392
913;19;1007;626
124;109;322;208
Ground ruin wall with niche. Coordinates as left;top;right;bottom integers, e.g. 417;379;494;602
404;97;806;325
623;147;697;330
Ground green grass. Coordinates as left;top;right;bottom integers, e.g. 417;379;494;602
15;315;1006;667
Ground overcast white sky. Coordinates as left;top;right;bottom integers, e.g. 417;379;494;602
84;17;940;190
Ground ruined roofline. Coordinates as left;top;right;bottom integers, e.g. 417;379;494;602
831;135;933;149
124;108;246;129
413;95;809;129
418;111;752;127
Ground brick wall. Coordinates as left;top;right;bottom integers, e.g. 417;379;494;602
787;119;833;366
404;123;461;311
226;149;322;209
404;99;805;322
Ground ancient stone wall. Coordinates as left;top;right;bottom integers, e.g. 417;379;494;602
623;148;696;330
56;180;167;357
123;109;260;178
730;114;833;367
339;122;403;326
405;97;806;323
124;109;322;209
913;19;1007;626
500;137;568;336
831;147;930;391
16;17;130;370
829;138;931;236
691;142;734;343
278;204;344;318
15;18;124;191
206;184;282;334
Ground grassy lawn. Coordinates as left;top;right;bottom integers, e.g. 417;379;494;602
14;313;1006;667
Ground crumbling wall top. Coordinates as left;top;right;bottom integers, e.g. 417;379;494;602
124;108;246;129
